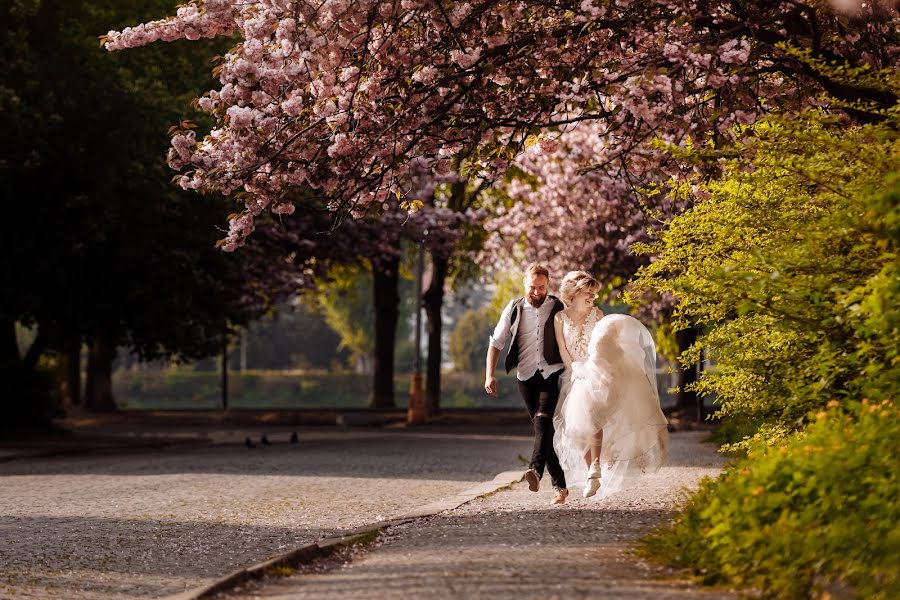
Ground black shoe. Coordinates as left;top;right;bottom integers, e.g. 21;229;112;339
260;434;271;446
290;432;299;444
524;468;540;492
245;436;256;449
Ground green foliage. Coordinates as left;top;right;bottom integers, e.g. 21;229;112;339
315;265;377;371
112;369;522;409
314;260;416;372
449;306;496;372
641;400;900;599
633;85;900;598
632;109;900;448
488;272;525;318
237;301;346;370
1;0;265;365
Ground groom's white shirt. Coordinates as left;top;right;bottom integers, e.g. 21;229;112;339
489;297;564;381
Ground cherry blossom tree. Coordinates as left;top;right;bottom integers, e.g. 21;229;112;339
478;121;673;313
104;0;899;250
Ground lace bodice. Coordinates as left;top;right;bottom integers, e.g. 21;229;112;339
560;308;602;362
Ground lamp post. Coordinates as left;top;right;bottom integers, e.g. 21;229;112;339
407;233;427;425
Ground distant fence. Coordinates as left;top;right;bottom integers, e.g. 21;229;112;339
113;368;679;411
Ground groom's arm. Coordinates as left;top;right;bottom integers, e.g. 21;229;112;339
485;346;501;397
485;300;514;397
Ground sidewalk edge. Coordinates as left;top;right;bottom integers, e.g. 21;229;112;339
162;469;526;600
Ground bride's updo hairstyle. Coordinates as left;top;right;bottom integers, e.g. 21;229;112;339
559;271;600;307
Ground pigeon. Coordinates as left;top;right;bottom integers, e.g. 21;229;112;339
290;432;299;444
245;436;256;449
260;434;271;446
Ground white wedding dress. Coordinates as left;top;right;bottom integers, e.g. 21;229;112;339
554;311;669;498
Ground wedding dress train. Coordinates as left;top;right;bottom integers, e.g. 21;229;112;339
554;313;669;498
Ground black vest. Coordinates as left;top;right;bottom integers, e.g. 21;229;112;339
504;296;565;374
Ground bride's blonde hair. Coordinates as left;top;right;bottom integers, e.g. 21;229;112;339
559;271;600;306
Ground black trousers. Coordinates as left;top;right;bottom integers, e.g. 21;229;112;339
518;370;566;490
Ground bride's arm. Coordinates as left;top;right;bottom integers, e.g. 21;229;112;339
554;312;573;368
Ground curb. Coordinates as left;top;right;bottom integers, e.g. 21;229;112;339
0;437;210;463
162;469;526;600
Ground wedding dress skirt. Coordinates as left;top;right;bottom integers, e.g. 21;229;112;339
554;314;669;498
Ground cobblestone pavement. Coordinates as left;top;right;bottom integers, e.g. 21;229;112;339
228;432;738;600
0;429;532;599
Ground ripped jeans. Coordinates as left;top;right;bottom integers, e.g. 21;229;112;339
517;370;567;490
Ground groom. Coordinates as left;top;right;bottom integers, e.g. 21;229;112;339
485;263;568;504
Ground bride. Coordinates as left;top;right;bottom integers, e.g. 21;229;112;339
552;271;669;499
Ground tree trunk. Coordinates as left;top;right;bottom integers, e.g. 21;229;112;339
59;336;82;407
371;255;400;408
1;318;21;416
675;326;702;421
221;329;229;410
1;317;20;370
85;334;116;412
423;253;449;416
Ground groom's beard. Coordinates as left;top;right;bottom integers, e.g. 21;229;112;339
528;294;546;307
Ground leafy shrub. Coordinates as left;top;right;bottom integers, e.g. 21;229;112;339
642;400;900;599
633;99;900;597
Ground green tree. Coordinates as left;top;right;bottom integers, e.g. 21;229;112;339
317;265;377;374
232;301;346;371
0;0;293;420
316;262;415;377
448;306;497;374
632;106;899;446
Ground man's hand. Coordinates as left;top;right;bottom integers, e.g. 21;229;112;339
484;375;498;397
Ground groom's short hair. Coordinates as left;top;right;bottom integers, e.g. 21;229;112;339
524;263;550;281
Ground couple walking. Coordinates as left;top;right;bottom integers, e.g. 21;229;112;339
485;264;669;505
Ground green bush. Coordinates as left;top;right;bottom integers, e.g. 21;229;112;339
642;400;900;599
632;100;900;597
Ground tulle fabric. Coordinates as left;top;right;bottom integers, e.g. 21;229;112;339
553;314;669;498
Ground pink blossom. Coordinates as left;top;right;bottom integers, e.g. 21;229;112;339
718;39;751;64
449;47;481;69
101;0;895;253
226;105;255;129
412;66;438;84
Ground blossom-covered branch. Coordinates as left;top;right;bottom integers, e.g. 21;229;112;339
104;1;898;249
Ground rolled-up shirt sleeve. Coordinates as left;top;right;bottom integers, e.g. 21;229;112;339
488;300;515;350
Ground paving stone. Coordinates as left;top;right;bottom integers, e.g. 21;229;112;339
228;432;737;600
0;430;531;599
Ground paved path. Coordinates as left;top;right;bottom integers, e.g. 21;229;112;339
0;429;532;599
223;432;736;600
